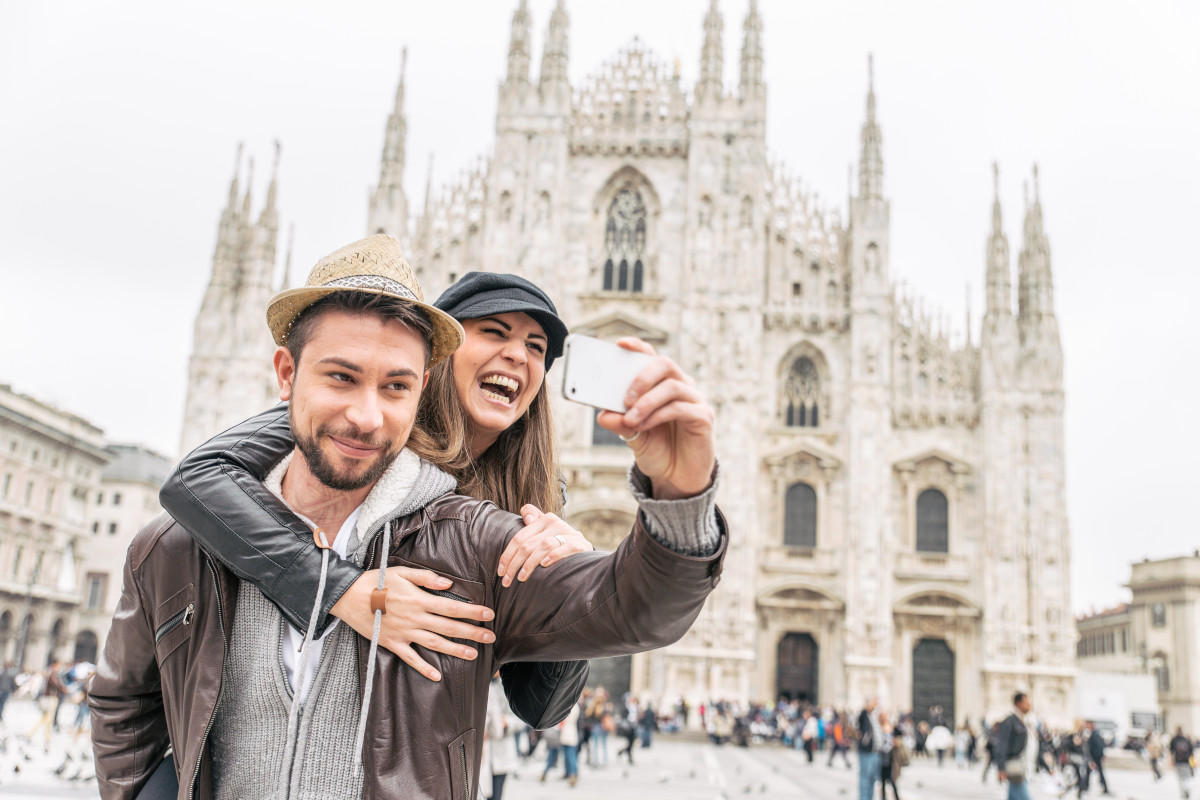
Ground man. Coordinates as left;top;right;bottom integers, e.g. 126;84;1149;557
856;697;882;800
90;235;726;800
994;692;1036;800
1085;720;1113;795
1170;727;1194;799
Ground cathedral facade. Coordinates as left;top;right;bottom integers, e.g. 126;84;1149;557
181;0;1075;724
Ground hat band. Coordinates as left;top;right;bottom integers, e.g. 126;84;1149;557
322;274;418;301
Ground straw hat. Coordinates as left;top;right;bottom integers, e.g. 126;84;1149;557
266;234;464;365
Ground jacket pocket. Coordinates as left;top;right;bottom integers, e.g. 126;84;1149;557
154;583;196;662
447;729;476;800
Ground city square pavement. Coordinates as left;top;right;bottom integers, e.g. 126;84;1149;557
0;700;1176;800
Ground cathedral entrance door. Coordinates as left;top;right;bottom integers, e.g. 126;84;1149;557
776;632;818;702
911;638;955;725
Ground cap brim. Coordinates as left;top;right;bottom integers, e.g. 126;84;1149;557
266;286;465;366
449;297;568;360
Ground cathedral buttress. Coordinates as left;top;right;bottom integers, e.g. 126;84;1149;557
844;55;893;696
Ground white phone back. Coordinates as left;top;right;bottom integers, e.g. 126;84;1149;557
561;334;655;413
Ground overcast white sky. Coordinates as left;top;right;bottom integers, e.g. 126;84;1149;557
1;1;1197;613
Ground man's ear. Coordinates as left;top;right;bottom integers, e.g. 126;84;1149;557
274;347;296;401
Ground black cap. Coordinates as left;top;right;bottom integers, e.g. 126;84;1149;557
434;272;569;370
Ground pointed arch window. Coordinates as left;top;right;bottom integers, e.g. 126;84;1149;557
784;482;817;548
602;188;646;292
784;357;821;427
916;489;949;553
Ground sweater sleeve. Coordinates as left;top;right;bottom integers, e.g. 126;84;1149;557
628;462;721;557
159;405;363;634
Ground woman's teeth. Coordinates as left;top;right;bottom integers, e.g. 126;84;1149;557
481;374;517;405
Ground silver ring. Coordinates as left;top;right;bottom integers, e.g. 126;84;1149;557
618;430;640;443
555;535;566;547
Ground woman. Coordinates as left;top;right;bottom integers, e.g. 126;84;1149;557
480;676;518;800
156;272;600;740
878;711;902;800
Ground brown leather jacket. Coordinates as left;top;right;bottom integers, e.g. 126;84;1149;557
91;494;725;800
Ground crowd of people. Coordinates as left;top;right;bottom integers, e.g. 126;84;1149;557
0;660;94;745
477;681;664;798
678;693;1198;800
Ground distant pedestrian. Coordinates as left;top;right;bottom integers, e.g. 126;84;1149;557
617;712;638;765
1085;721;1112;795
927;723;952;767
878;712;904;800
1170;727;1194;799
857;697;882;800
981;722;1000;782
994;692;1035;800
1147;729;1164;781
828;712;852;768
480;678;518;800
0;662;16;721
27;662;67;747
639;704;657;748
802;710;819;763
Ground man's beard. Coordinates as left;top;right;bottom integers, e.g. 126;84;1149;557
290;408;399;492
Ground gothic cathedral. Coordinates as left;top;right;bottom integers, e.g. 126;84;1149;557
181;0;1074;723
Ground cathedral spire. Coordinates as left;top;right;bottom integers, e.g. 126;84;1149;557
696;0;724;105
378;48;408;191
985;161;1012;320
504;0;532;95
858;54;883;201
738;0;764;106
1018;163;1055;324
368;49;410;239
241;157;254;218
539;0;570;107
423;152;435;219
262;140;280;219
227;142;243;210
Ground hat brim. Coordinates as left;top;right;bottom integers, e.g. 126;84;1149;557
267;286;465;366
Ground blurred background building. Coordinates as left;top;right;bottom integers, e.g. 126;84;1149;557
179;0;1074;723
1076;552;1200;736
0;384;110;669
76;444;172;663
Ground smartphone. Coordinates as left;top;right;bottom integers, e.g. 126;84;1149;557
560;334;655;413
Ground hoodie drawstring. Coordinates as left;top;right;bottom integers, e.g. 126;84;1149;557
277;527;334;798
353;518;392;766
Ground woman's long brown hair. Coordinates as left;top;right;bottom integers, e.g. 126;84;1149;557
413;356;562;515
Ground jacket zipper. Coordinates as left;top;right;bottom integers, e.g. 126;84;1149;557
155;603;195;642
458;741;470;799
188;561;227;800
428;588;472;604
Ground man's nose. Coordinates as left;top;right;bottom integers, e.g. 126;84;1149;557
344;388;383;433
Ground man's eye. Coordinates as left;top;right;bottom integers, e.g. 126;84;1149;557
386;382;411;392
330;372;352;382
